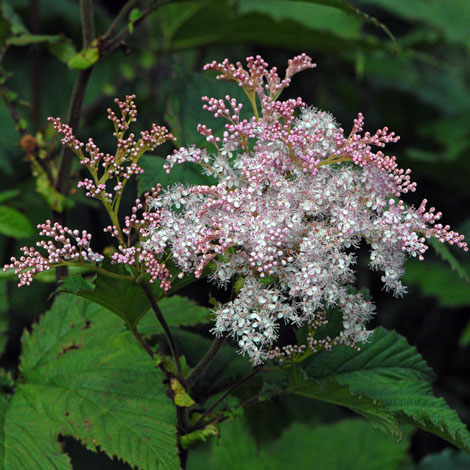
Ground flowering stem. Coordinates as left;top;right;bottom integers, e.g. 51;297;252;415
138;280;184;381
55;261;135;281
185;337;225;388
243;88;259;120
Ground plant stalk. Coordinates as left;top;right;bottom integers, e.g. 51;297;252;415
138;280;183;381
185;337;225;388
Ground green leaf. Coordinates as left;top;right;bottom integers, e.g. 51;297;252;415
0;205;34;238
286;0;397;46
239;0;361;40
57;269;150;329
356;0;470;46
0;2;28;36
7;33;63;46
459;320;470;348
180;424;218;450
30;157;74;212
283;375;402;436
417;448;470;470
301;328;470;450
187;418;410;470
0;392;73;469
129;8;143;34
429;237;470;283
67;45;99;70
139;295;211;337
46;36;77;63
0;294;180;470
403;259;470;307
171;378;196;407
166;1;381;55
138;155;216;195
58;258;209;329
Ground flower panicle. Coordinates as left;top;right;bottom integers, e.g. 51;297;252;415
146;54;468;363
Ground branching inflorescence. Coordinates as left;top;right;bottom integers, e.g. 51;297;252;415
5;55;467;365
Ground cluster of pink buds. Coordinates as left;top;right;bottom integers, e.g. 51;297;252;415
49;95;174;206
7;98;175;289
142;54;467;364
4;221;104;286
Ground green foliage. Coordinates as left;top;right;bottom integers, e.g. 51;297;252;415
0;188;19;203
0;205;34;238
128;8;143;34
0;281;9;357
138;155;216;195
58;261;207;329
403;259;470;307
429;238;470;283
139;295;211;337
171;378;196;407
0;294;179;470
173;329;251;396
356;0;470;45
58;270;150;328
188;418;411;470
417;448;470;470
67;44;99;70
180;424;219;450
265;328;470;450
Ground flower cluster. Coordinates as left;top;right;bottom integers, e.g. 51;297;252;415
48;95;174;204
4;221;104;286
142;55;467;363
5;97;174;288
4;55;467;366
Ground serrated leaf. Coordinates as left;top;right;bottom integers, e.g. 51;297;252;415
59;260;208;329
0;392;72;469
274;374;401;435
57;269;149;328
0;294;180;470
301;328;470;450
0;205;34;238
187;418;410;470
166;1;381;56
